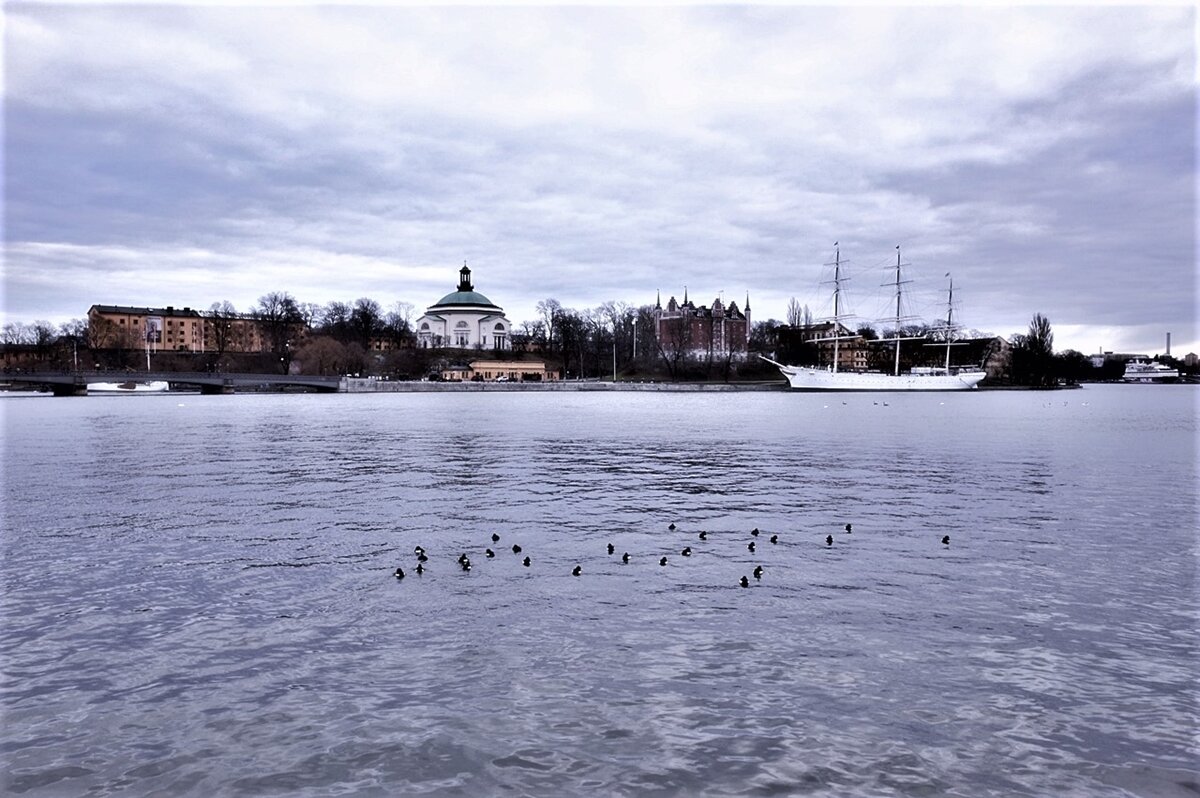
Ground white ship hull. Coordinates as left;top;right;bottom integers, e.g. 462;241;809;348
1121;361;1178;382
769;360;985;392
88;380;170;393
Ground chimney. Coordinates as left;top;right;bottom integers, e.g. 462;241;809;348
1166;332;1171;356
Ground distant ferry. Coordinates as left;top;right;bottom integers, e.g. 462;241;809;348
765;245;986;392
88;380;170;393
1122;360;1178;383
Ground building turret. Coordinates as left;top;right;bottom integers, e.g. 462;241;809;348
458;262;473;292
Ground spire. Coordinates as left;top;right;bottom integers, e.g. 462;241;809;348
656;289;661;310
458;261;473;292
683;285;688;305
745;292;750;312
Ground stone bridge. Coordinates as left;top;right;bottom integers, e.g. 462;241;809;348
5;371;344;396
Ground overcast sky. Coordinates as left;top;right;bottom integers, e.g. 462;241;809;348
5;4;1196;356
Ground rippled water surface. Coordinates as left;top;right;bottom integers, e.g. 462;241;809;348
2;386;1197;796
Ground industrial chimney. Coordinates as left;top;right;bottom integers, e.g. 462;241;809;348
1166;332;1171;356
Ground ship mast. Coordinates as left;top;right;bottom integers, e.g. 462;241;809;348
832;245;842;374
944;275;955;372
819;243;853;374
890;246;911;377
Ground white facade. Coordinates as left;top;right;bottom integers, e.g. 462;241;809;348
416;264;511;350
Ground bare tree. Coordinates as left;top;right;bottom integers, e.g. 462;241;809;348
349;297;384;350
207;301;239;363
255;292;304;372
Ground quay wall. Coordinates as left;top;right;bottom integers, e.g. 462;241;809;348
340;379;786;393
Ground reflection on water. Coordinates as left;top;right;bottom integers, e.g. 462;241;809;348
2;386;1197;796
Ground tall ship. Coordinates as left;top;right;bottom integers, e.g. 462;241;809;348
1121;359;1178;383
763;245;987;392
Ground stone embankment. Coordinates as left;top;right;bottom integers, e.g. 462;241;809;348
340;378;785;393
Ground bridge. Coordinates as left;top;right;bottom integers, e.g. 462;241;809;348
4;371;344;396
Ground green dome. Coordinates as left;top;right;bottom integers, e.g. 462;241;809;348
432;290;500;309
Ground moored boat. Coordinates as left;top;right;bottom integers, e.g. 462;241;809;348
765;245;986;392
1121;360;1178;383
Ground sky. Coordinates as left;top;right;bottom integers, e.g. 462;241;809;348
4;3;1196;356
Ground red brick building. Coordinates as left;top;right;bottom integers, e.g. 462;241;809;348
654;289;750;356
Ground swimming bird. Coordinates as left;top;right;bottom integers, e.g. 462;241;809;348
753;565;764;580
393;567;405;579
460;557;471;571
659;557;668;567
523;556;531;567
416;563;424;575
826;535;833;546
681;547;692;557
698;531;707;541
607;543;615;555
740;576;749;588
748;541;756;553
417;552;429;563
942;535;950;545
492;533;500;543
622;552;630;564
751;528;759;537
485;548;495;558
844;523;852;534
668;523;676;531
414;545;425;556
572;565;582;576
769;534;778;544
512;544;522;554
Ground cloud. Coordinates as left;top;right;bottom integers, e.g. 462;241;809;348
4;5;1195;355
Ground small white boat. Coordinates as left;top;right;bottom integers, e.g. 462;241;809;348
1122;359;1178;383
88;380;170;393
766;245;986;392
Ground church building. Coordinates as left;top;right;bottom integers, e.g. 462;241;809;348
416;264;512;350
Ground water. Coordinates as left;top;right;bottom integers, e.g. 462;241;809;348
2;385;1196;796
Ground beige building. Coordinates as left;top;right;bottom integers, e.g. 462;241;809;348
439;358;559;382
87;304;283;353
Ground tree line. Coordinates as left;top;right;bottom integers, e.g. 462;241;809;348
3;293;1190;385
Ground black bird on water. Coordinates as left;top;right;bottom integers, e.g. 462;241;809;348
416;563;424;575
826;535;834;546
512;544;522;554
572;565;582;576
748;541;756;553
414;546;425;556
681;547;692;557
739;576;750;588
753;565;764;580
622;552;631;564
751;528;760;537
844;523;853;534
659;556;668;567
698;531;707;541
393;567;405;579
459;557;472;572
668;523;677;531
417;552;429;563
942;535;951;545
607;543;615;555
523;556;531;567
769;534;778;544
485;548;495;558
492;533;500;543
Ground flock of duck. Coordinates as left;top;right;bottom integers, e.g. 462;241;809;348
392;523;952;588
